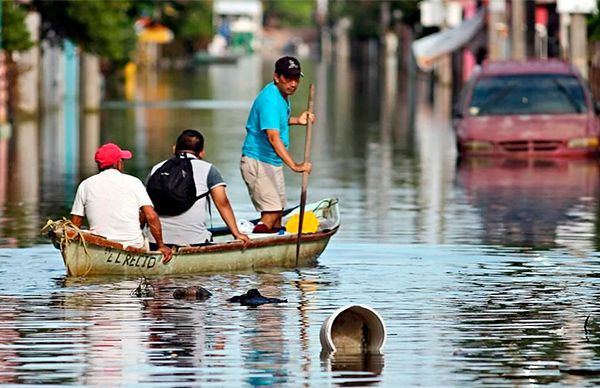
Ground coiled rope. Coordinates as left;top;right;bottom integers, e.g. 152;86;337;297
41;218;92;276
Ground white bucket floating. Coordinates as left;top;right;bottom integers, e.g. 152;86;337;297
320;304;386;354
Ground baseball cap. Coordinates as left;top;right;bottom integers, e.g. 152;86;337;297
94;143;132;168
275;56;303;78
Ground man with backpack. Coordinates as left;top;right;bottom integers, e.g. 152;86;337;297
70;143;173;263
146;129;250;248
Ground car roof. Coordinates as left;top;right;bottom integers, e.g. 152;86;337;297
478;59;579;77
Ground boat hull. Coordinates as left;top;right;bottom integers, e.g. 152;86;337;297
60;231;334;276
45;198;340;277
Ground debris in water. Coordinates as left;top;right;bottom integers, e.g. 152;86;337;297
227;289;287;306
131;277;154;297
173;286;212;300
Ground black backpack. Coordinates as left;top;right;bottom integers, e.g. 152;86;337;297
146;154;209;216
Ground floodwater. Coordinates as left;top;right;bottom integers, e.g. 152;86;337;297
2;55;600;386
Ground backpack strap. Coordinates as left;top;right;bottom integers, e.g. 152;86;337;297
176;151;197;159
196;191;210;200
197;190;213;242
206;194;213;242
176;153;213;236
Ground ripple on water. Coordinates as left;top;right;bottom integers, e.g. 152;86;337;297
2;239;600;385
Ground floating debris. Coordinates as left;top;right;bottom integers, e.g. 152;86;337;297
320;304;386;354
131;277;154;298
560;368;600;376
173;286;212;300
227;289;287;306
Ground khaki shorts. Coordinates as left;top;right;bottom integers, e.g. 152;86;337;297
240;156;286;212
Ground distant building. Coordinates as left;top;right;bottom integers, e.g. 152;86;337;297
213;0;263;53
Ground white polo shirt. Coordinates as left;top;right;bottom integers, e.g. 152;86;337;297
71;169;153;248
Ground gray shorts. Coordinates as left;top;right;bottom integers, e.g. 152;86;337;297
240;156;286;212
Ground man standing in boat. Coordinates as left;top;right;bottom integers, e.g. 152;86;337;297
240;56;314;233
70;143;173;262
147;129;250;247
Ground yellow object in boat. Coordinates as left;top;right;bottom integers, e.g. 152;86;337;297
285;211;319;234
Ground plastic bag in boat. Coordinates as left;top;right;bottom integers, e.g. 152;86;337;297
284;211;319;234
237;219;254;234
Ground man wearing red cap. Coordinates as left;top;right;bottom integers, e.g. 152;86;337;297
240;56;315;233
70;143;172;262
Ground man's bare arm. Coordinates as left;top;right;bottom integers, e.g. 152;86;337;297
289;111;315;126
266;129;312;173
210;186;250;245
141;205;173;263
70;215;84;227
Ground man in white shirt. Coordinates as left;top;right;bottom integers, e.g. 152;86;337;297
70;143;172;263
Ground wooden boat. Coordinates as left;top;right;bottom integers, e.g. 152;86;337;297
43;198;340;277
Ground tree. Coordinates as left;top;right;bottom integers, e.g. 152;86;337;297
161;1;213;53
126;0;214;54
329;0;421;40
589;2;600;42
263;0;315;28
2;0;34;52
34;0;137;64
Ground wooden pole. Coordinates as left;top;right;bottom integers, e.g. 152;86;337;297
511;0;526;60
571;13;588;79
295;84;315;265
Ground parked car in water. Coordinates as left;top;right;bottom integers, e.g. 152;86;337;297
453;60;600;157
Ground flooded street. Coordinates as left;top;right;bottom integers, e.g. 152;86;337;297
3;56;600;386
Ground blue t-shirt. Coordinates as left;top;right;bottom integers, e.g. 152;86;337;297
242;82;290;166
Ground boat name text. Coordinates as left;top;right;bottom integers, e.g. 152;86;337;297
105;249;157;269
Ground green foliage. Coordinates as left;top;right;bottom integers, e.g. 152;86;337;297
393;1;420;26
264;0;315;27
34;0;137;63
161;1;213;49
588;6;600;42
329;0;422;40
127;0;214;53
2;0;34;52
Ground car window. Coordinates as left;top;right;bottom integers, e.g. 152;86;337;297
468;74;588;116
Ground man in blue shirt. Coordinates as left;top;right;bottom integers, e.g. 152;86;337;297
240;56;314;233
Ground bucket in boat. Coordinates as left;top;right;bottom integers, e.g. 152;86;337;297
320;304;386;354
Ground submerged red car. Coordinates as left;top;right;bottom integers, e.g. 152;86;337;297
453;60;600;157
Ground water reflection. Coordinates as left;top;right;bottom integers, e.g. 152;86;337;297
450;245;600;384
321;353;384;387
6;52;600;386
237;273;289;386
3;119;39;247
78;112;101;178
456;157;599;250
0;297;20;384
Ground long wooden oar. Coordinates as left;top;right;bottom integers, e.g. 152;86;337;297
295;83;315;266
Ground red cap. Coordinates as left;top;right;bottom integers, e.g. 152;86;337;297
94;143;132;168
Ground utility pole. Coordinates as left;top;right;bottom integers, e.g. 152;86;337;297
488;0;508;60
511;0;526;60
571;13;588;78
557;0;597;79
0;0;7;132
18;12;40;115
0;0;6;208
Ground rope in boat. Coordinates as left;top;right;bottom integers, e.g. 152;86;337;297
41;218;93;276
311;198;338;213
